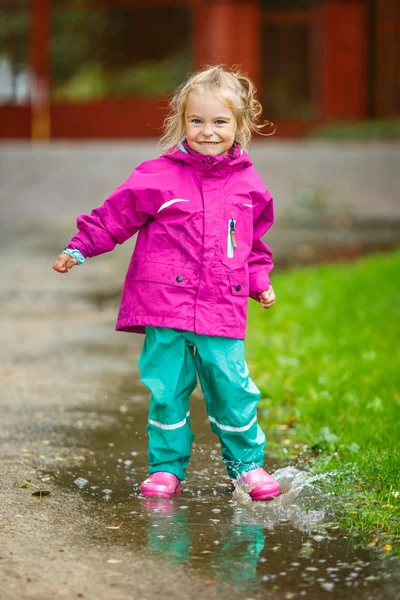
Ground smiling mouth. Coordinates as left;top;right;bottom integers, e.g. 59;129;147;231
197;141;220;145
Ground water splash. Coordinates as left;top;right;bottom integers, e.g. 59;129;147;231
232;466;334;531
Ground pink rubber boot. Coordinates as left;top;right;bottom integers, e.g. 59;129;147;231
140;472;182;499
232;467;280;501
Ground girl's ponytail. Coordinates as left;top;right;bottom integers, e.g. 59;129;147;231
232;67;275;148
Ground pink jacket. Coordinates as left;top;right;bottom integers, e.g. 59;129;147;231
67;143;274;339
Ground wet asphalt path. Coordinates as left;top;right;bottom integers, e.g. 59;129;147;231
1;142;399;600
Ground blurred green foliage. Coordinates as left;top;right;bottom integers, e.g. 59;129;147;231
0;9;28;75
51;7;191;99
52;51;190;99
0;6;191;100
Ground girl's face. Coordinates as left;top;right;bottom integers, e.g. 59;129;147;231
184;88;237;156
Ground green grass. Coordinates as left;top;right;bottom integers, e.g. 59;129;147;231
246;248;400;554
308;119;400;140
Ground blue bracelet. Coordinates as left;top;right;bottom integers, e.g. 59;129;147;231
63;248;85;265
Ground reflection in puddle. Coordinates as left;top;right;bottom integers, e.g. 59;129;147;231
48;393;396;599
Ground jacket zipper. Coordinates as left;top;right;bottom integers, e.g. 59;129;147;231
227;219;237;258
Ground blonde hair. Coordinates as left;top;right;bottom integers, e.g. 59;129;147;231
159;65;275;152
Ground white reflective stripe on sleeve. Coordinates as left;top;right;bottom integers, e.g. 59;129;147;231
158;198;190;213
242;204;253;208
208;414;257;433
148;410;190;430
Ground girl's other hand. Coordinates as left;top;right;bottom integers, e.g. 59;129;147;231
259;285;275;309
52;253;78;273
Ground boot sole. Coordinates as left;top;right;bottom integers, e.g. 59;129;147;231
250;487;280;501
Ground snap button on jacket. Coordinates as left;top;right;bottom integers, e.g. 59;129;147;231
66;144;274;339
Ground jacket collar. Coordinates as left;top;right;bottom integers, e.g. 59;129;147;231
163;138;252;173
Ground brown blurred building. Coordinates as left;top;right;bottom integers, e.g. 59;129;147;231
0;0;398;139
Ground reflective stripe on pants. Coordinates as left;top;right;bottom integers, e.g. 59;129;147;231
138;327;266;480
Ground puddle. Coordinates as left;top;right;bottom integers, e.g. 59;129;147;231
44;388;398;600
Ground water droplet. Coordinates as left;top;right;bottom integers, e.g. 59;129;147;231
74;477;89;489
320;582;334;591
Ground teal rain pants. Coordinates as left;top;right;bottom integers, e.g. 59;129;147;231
138;327;266;481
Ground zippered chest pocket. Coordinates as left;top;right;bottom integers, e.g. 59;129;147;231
227;219;237;258
221;202;253;267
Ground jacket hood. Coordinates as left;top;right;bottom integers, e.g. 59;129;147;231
163;139;252;173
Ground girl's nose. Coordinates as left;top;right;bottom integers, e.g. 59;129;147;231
202;125;214;137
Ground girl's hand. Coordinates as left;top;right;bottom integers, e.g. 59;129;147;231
52;252;78;273
259;285;275;309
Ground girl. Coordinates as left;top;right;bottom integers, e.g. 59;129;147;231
53;66;279;501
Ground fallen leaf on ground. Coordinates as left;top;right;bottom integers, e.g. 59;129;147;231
367;539;378;547
107;559;123;564
13;481;31;489
383;545;393;551
105;523;123;530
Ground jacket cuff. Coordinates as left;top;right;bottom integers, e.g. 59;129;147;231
65;239;89;259
62;248;85;265
249;272;271;302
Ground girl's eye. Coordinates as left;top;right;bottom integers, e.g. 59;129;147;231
191;119;202;124
215;120;226;125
